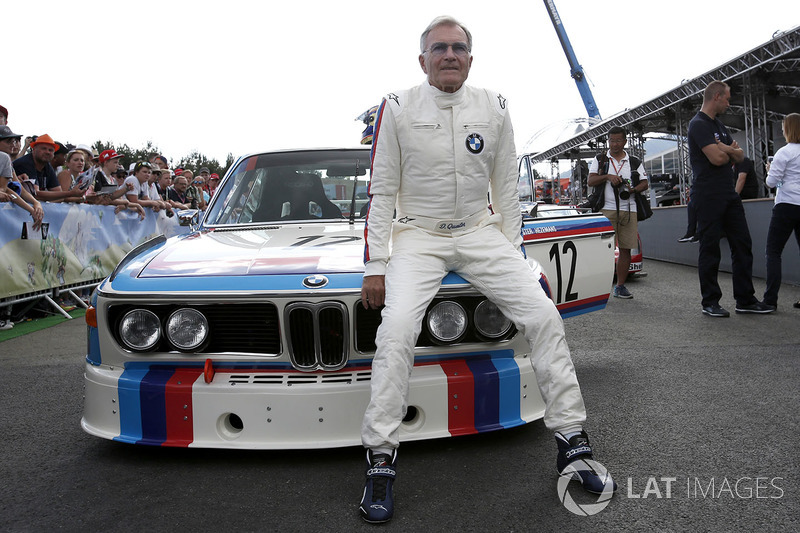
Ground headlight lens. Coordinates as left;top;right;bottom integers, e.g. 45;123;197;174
119;309;161;351
427;301;467;343
473;299;513;338
166;308;209;351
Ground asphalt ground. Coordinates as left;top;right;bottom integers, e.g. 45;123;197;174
0;260;798;532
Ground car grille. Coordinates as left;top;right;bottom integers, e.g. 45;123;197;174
285;302;349;371
108;303;281;355
204;304;281;354
108;295;514;369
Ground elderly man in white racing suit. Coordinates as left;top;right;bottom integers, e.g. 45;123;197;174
357;16;616;524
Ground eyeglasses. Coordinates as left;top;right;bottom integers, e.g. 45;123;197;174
424;42;470;57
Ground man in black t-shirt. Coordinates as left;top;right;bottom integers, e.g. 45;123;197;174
733;157;759;199
687;81;773;317
13;134;83;202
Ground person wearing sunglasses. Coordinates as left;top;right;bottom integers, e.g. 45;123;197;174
186;173;206;210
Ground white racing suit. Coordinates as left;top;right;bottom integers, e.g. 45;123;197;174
362;82;587;450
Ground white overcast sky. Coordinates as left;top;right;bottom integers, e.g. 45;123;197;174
4;0;795;166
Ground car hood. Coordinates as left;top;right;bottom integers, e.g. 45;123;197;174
139;224;366;278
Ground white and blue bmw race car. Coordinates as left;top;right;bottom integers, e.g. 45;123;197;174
82;148;615;449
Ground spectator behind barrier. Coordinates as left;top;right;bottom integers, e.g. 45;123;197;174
57;150;87;199
76;144;94;171
52;142;68;174
192;174;210;207
148;167;173;215
123;161;166;213
155;169;172;201
0;125;43;228
207;173;220;198
167;175;191;209
86;149;132;208
13;134;84;203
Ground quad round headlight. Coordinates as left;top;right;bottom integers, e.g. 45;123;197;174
427;301;467;343
119;309;161;351
473;299;513;339
166;308;209;351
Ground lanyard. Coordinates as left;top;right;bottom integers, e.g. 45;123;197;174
609;158;626;176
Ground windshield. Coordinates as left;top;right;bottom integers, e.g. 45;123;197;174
205;149;372;225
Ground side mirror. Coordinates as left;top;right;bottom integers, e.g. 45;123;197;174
177;209;199;227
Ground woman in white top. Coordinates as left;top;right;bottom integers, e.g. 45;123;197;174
763;113;800;309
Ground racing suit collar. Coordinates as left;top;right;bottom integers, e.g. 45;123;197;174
424;81;466;109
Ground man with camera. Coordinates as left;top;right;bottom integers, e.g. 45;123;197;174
588;126;649;299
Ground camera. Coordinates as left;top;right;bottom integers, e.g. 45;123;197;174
615;170;639;200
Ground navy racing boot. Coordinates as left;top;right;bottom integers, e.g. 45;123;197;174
359;449;397;524
555;431;617;495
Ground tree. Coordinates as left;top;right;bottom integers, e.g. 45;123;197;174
91;140;231;176
172;150;230;176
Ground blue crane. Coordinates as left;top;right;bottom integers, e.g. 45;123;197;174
542;0;602;121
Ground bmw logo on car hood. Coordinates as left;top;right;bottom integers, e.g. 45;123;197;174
303;275;329;288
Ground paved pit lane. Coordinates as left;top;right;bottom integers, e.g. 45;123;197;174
0;260;797;532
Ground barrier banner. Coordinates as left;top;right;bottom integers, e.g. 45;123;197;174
1;202;191;300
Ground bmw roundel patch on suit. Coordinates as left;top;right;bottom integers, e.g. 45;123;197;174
466;132;484;154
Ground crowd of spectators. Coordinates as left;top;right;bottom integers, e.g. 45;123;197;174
0;103;223;329
0;103;221;229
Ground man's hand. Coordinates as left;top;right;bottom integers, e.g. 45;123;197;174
361;275;386;309
605;173;623;186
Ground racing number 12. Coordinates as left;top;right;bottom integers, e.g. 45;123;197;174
548;241;579;303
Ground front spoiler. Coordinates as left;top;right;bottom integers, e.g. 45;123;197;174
81;353;546;449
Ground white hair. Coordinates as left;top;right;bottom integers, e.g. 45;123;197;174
420;16;472;53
